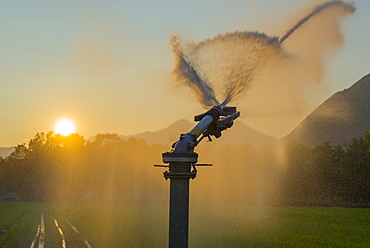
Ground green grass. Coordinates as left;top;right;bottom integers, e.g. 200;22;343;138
0;201;369;247
43;201;168;247
0;202;41;247
189;205;370;247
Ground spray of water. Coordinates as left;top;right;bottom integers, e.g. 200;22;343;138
279;1;355;43
171;0;355;108
171;32;284;108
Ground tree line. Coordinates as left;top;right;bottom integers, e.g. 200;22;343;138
0;131;369;207
280;133;370;207
0;132;167;201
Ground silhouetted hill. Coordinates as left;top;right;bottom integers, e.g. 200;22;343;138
124;119;193;146
125;119;276;149
213;121;277;148
284;73;370;146
0;147;14;158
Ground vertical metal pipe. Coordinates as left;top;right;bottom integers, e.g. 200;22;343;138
168;176;190;248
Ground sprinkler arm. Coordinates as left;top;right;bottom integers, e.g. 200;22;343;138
172;103;240;152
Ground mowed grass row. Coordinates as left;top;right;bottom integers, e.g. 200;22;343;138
44;201;168;247
0;201;369;247
0;202;41;247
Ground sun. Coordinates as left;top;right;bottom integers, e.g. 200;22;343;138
55;119;76;136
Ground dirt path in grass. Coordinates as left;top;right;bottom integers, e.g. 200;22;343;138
31;213;93;248
30;213;45;248
66;220;93;248
53;218;66;248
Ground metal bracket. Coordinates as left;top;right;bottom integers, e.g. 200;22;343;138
154;165;169;168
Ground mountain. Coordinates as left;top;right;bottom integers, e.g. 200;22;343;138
123;119;194;146
125;119;277;149
209;120;277;148
0;147;14;158
283;73;370;146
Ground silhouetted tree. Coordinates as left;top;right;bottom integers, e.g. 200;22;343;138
281;133;370;207
341;133;370;205
1;130;368;207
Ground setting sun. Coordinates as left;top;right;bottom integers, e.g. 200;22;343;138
55;119;76;136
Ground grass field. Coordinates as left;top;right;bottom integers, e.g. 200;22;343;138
0;201;369;247
0;202;41;247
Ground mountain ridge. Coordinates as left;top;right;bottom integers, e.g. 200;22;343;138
283;73;370;146
0;147;15;158
124;119;277;149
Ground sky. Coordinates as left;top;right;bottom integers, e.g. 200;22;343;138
1;0;370;147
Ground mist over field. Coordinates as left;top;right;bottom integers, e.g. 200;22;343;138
0;0;367;211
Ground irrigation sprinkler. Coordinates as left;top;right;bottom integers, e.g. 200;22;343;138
155;99;240;248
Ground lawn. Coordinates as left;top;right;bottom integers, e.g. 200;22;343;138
0;201;41;247
0;201;369;247
189;205;370;247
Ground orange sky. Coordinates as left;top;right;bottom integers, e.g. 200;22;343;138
1;0;369;147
